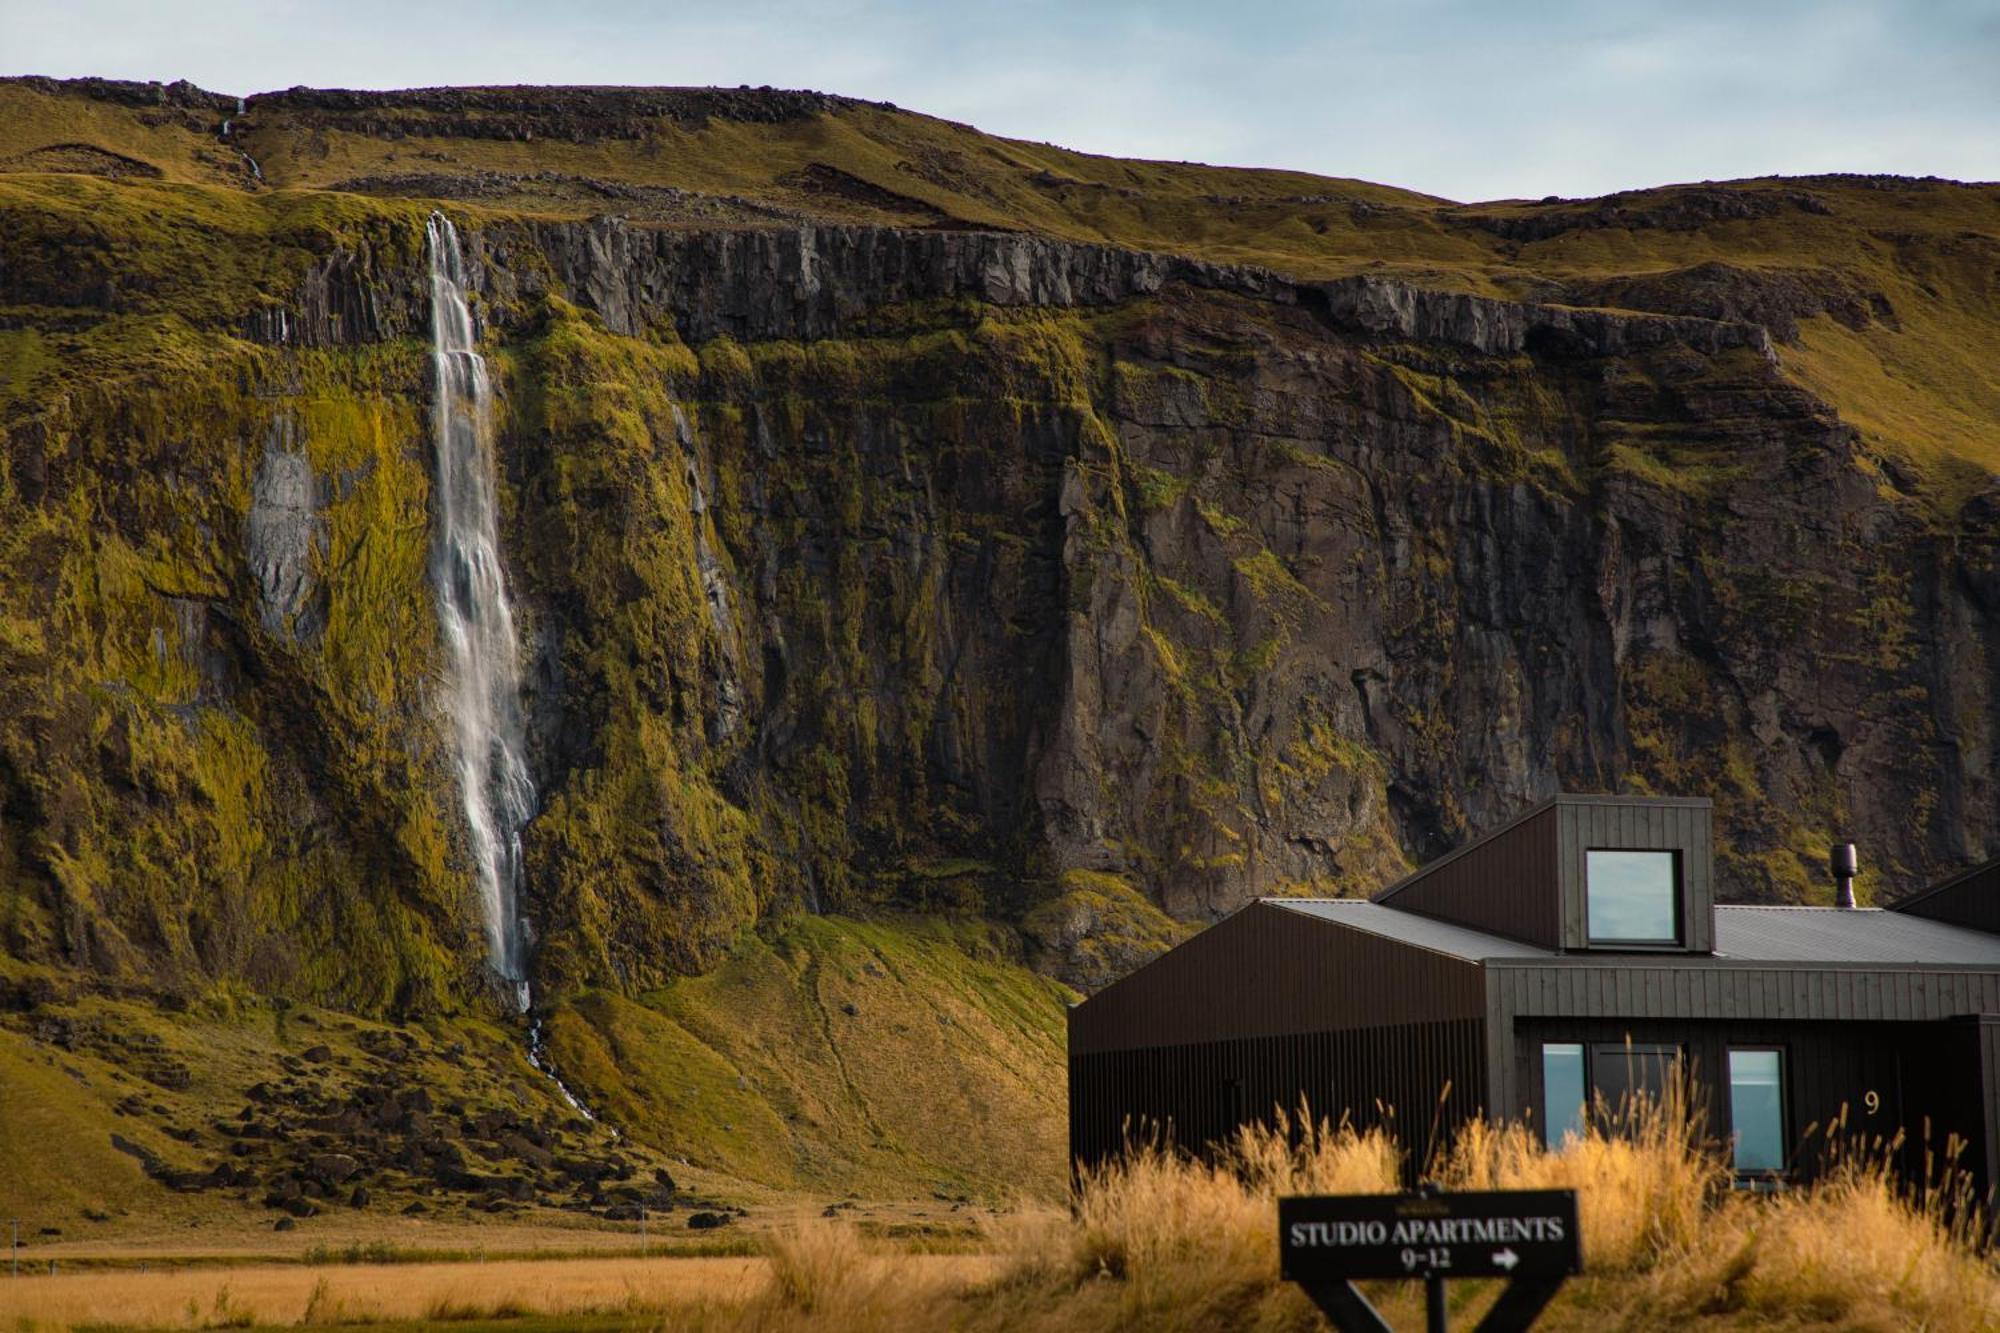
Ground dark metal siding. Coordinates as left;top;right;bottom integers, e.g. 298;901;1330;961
1068;902;1486;1057
1556;800;1714;953
1068;1018;1486;1179
1066;901;1490;1178
1374;803;1562;948
1894;857;2000;934
1972;1016;2000;1196
1510;1016;1995;1190
1487;962;2000;1124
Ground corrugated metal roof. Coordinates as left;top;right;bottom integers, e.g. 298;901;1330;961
1268;899;1558;962
1713;906;2000;966
1271;900;2000;968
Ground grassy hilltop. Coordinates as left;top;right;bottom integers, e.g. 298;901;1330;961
3;75;1994;502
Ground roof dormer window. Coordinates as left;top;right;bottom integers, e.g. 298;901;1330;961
1585;849;1682;946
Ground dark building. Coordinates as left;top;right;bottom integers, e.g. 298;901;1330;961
1068;795;2000;1193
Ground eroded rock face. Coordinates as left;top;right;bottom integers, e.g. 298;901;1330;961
470;220;1995;946
6;208;1999;1005
245;421;326;643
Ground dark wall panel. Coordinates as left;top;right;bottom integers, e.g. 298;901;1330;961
1372;796;1715;953
1375;802;1561;947
1896;858;2000;934
1491;961;2000;1193
1512;1017;1892;1160
1962;1016;2000;1198
1556;799;1714;952
1068;903;1485;1057
1068;1017;1487;1180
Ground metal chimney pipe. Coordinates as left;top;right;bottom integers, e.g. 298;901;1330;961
1830;843;1858;910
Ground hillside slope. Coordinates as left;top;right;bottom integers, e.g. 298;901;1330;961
0;910;1072;1239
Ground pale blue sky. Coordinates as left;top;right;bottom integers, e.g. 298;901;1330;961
2;0;1995;202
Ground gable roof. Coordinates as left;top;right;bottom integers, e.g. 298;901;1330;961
1267;899;2000;969
1268;898;1557;962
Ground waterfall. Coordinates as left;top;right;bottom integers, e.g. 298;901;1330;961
424;213;536;1013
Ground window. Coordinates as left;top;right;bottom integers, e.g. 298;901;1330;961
1541;1043;1586;1147
1728;1048;1786;1174
1585;850;1682;944
1590;1041;1683;1131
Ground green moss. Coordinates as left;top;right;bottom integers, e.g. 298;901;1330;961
1193;496;1247;537
547;912;1073;1197
0;295;479;1011
1232;548;1313;607
0;174;428;333
1603;441;1742;497
1021;870;1193;989
1281;716;1386;789
1854;572;1919;671
1228;637;1279;685
1152;574;1227;626
1140;625;1191;695
1131;464;1192;511
497;303;776;990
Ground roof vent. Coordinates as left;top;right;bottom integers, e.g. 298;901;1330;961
1830;843;1859;910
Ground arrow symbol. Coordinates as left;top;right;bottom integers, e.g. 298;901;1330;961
1492;1248;1520;1271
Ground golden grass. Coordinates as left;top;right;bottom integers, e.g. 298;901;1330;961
1438;1081;1722;1271
0;1249;998;1330
1640;1165;1999;1329
1066;1113;1398;1294
734;1101;2000;1333
0;1255;758;1327
7;1109;1997;1332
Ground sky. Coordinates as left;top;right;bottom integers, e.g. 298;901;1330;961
2;0;1996;202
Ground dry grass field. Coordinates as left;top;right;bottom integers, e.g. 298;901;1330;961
6;1098;1998;1331
0;1255;775;1328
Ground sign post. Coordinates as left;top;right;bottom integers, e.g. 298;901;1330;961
1279;1187;1579;1333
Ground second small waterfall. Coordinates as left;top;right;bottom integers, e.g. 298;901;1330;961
425;213;536;1011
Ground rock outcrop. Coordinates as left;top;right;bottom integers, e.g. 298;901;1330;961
2;155;1997;1007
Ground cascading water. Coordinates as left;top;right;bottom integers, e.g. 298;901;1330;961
425;214;596;1123
424;213;536;1013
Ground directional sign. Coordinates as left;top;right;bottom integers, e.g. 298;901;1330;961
1280;1188;1580;1282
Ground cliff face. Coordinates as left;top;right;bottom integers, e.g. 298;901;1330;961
1;83;1998;1012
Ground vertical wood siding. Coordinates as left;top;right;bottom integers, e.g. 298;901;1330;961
1491;963;2000;1192
1895;857;2000;933
1067;903;1490;1181
1068;903;1485;1057
1068;1017;1486;1181
1374;803;1562;947
1556;799;1714;952
1373;796;1714;953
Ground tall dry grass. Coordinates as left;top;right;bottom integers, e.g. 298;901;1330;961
1440;1078;1722;1270
1642;1162;1998;1328
10;1104;1994;1331
1057;1110;1399;1327
743;1096;2000;1332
